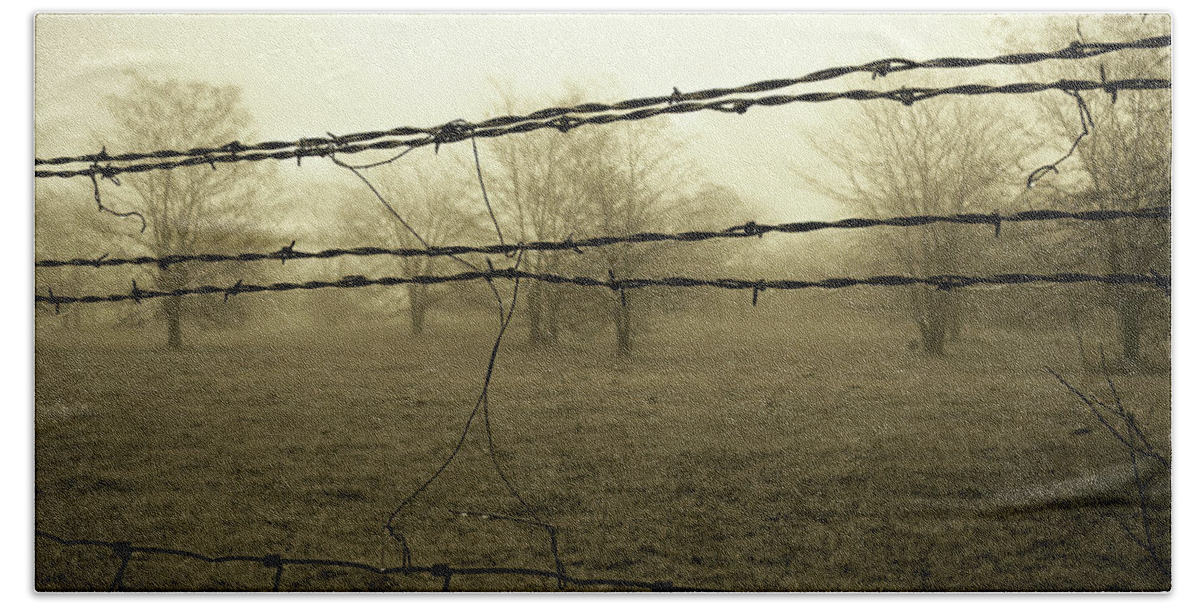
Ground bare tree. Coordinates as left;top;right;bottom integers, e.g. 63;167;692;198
805;100;1028;355
1024;15;1171;368
335;165;483;335
568;120;689;356
487;88;697;355
102;72;271;348
486;93;584;346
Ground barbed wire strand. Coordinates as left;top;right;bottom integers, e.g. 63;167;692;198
34;205;1170;271
35;270;1170;309
34;530;699;591
33;36;1172;592
35;35;1169;172
34;77;1170;181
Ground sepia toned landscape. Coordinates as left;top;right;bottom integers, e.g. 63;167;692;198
34;13;1170;592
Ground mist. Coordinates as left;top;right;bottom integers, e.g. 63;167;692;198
34;13;1171;592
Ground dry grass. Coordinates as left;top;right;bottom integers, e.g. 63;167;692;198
34;307;1170;591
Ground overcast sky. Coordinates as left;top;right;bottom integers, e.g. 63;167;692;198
33;13;1076;224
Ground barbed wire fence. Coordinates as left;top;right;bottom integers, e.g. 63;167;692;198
34;34;1171;591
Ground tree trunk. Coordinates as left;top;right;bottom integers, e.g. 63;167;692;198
913;288;953;357
408;286;427;336
545;289;561;344
1106;228;1154;368
528;287;546;345
165;295;183;349
614;300;633;357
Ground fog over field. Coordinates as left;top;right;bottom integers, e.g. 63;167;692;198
34;13;1170;591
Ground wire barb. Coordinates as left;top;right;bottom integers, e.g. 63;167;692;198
35;76;1170;180
35;530;703;591
224;279;244;302
109;542;133;591
261;554;284;591
431;119;473;155
35;35;1171;178
34;270;1171;308
35;205;1171;271
30;34;1173;592
1100;63;1119;104
276;241;296;265
46;287;60;314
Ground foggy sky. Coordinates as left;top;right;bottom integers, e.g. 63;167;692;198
33;13;1056;225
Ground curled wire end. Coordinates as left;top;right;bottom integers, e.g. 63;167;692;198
89;159;147;232
1026;165;1058;189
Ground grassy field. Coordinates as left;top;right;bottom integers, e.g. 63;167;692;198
34;305;1171;591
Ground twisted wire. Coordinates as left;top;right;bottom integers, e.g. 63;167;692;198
35;35;1168;172
34;205;1170;270
35;77;1169;180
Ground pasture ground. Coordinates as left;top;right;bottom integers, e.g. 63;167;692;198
34;305;1171;591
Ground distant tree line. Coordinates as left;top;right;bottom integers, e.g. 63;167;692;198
36;15;1169;369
